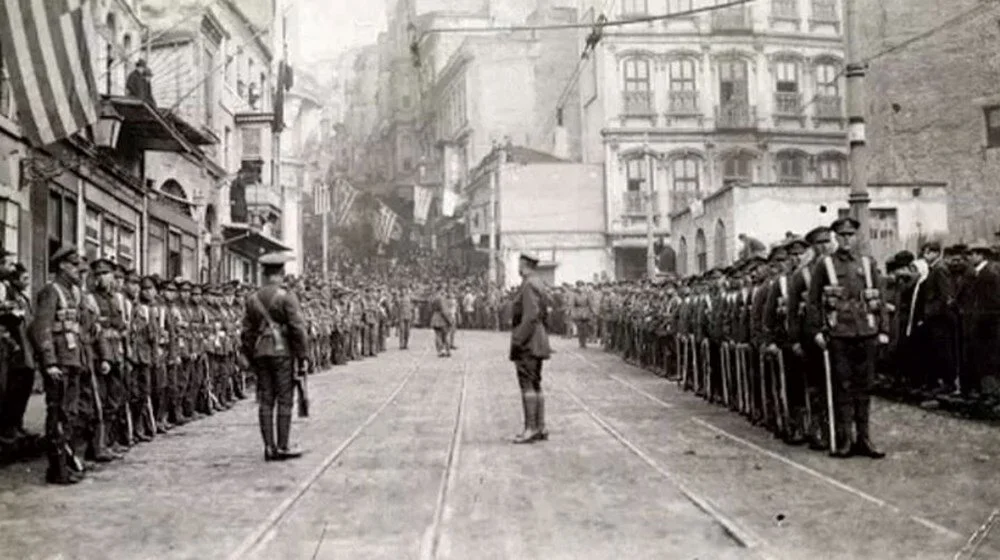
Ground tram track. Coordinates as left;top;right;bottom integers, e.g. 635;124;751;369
228;345;432;560
561;346;1000;558
547;368;772;560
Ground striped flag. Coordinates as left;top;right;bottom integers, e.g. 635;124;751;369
0;0;99;146
333;179;358;226
413;184;433;225
374;202;398;245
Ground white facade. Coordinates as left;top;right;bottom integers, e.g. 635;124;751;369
577;0;847;277
670;182;950;276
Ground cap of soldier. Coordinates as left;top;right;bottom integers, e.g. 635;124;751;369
140;275;157;289
158;278;176;291
968;239;993;256
50;245;80;268
221;282;236;295
518;252;540;268
125;269;140;283
260;252;294;275
805;226;832;245
176;278;192;291
830;217;860;234
944;244;968;257
112;261;125;278
90;258;116;275
768;243;788;262
783;235;808;254
921;240;942;253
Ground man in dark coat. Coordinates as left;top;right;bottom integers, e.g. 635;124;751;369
241;252;308;461
910;241;956;395
429;284;451;357
957;241;1000;399
509;253;552;444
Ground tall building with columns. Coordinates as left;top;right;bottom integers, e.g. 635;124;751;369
578;0;846;278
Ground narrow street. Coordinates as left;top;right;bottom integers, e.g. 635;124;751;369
1;330;997;560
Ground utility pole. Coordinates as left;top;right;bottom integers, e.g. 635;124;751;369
643;143;656;279
845;0;871;252
488;148;499;286
321;181;330;282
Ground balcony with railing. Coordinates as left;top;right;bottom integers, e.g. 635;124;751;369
814;95;843;120
622;90;655;117
809;0;840;29
668;90;700;115
771;0;799;21
245;183;282;214
712;7;752;32
716;103;757;130
622;190;660;215
774;92;801;116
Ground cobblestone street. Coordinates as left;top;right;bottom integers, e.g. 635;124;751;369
1;330;998;560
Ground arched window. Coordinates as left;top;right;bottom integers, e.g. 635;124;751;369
718;59;749;123
670;157;700;212
776;151;806;183
161;179;193;217
623;58;653;115
668;59;698;115
774;58;801;115
714;219;727;265
695;228;707;274
815;59;841;119
722;152;754;184
817;153;846;183
624;156;649;214
678;236;688;277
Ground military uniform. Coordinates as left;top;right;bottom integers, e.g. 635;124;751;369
510;253;551;444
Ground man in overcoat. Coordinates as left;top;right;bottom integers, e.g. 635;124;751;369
509;253;552;444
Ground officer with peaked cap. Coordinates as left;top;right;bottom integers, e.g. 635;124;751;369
241;252;309;461
29;246;89;484
509;252;552;443
806;216;889;458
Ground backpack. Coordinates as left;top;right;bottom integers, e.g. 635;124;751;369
252;288;288;355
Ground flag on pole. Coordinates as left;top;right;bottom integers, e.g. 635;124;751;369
413;184;433;225
0;0;99;146
374;201;398;245
333;179;358;226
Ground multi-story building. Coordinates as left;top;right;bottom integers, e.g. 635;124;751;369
578;0;850;278
858;0;1000;242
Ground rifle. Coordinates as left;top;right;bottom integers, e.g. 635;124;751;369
294;359;309;418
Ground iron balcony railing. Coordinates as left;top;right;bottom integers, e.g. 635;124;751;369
622;190;659;215
774;92;801;116
716;103;757;129
622;90;655;116
814;95;843;119
668;90;699;115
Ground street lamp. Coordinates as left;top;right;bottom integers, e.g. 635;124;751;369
94;101;124;149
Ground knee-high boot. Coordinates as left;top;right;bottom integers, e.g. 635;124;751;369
536;390;548;441
513;392;539;444
259;407;276;460
851;397;885;459
275;411;302;459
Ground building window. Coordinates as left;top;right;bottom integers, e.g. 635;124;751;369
718;60;751;127
47;192;77;265
623;58;653;115
774;60;800;115
182;234;196;279
812;0;838;22
101;219;117;261
671;157;700;211
0;199;19;259
695;229;707;274
776;152;806;183
985;106;1000;148
0;41;14;119
815;62;841;119
817;154;846;182
626;158;647;192
84;206;100;260
622;0;648;15
723;154;753;183
668;59;698;114
241;127;262;159
668;0;693;13
167;231;182;279
119;225;136;270
773;0;798;20
147;220;164;276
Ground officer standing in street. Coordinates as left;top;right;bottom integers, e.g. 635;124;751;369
509;253;552;444
241;252;309;461
807;217;889;459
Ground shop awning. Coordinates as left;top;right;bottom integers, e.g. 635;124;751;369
222;224;291;258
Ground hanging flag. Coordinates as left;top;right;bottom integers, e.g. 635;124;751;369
333;179;358;226
373;201;398;245
413;184;433;225
0;0;99;146
441;188;457;217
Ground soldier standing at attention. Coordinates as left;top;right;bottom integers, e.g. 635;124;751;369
509;253;552;444
30;247;87;484
241;252;308;461
397;286;413;350
807;217;889;459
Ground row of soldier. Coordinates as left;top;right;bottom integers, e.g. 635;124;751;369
594;218;890;459
2;247;410;485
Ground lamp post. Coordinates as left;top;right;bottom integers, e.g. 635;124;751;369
94;101;124;149
637;142;658;280
844;0;870;251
